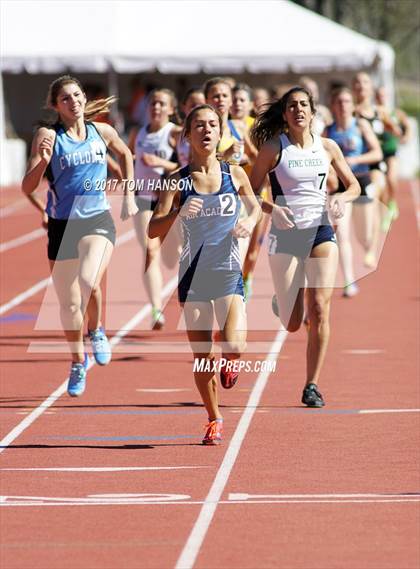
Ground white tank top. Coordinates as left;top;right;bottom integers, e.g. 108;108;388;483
134;121;175;201
270;133;331;229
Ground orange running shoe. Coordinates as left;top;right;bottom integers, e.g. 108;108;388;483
220;359;239;389
202;419;223;445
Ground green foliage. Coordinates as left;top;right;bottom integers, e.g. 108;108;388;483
291;0;420;81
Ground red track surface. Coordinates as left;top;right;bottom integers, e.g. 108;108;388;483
0;182;419;569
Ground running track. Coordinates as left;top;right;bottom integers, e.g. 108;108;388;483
0;182;419;569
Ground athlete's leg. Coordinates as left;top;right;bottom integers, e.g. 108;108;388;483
385;155;399;217
77;235;114;331
214;294;247;360
269;253;305;332
183;302;221;421
242;213;270;295
160;217;182;270
304;241;338;386
49;259;84;363
133;208;163;310
335;201;355;287
352;201;377;266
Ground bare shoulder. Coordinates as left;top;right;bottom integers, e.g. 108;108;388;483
321;137;341;159
92;121;118;142
229;163;248;187
321;136;338;151
357;117;372;134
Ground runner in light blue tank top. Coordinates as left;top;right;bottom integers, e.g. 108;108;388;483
22;75;138;397
46;122;110;219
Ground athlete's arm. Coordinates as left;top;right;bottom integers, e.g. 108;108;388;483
21;127;56;228
148;172;182;239
94;122;138;220
22;127;55;196
348;119;383;166
127;126;139;156
141;153;179;173
231;165;261;237
323;138;361;219
395;108;411;144
379;106;402;137
249;138;294;228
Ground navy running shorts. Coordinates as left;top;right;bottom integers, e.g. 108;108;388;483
48;210;116;261
268;224;336;258
178;266;244;304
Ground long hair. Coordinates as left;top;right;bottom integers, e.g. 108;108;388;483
251;86;315;149
40;75;116;127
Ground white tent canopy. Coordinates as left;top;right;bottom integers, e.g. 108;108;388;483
0;0;396;185
1;0;394;77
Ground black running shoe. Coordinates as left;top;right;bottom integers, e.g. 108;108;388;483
271;294;279;317
302;383;325;408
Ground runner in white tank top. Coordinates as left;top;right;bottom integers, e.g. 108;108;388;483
133;121;175;201
270;132;331;229
128;88;182;329
251;86;360;408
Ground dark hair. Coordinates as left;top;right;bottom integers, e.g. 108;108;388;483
182;104;223;141
232;83;253;101
203;77;232;99
251;86;315;149
41;75;116;127
330;86;353;104
182;87;204;106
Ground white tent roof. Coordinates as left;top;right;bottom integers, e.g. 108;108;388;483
1;0;394;75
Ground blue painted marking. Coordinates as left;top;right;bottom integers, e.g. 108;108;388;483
0;313;36;323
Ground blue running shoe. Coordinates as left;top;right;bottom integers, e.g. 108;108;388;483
67;362;87;397
88;326;111;366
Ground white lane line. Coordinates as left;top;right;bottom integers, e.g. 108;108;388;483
174;329;288;569
0;229;135;316
0;466;208;472
342;349;384;355
1;497;418;508
0;228;45;253
228;492;420;500
0;198;29;218
0;277;52;316
0;274;178;455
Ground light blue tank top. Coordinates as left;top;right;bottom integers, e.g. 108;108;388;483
178;161;241;272
46;122;109;219
326;118;368;175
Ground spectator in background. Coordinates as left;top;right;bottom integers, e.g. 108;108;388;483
252;87;271;116
299;76;332;135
